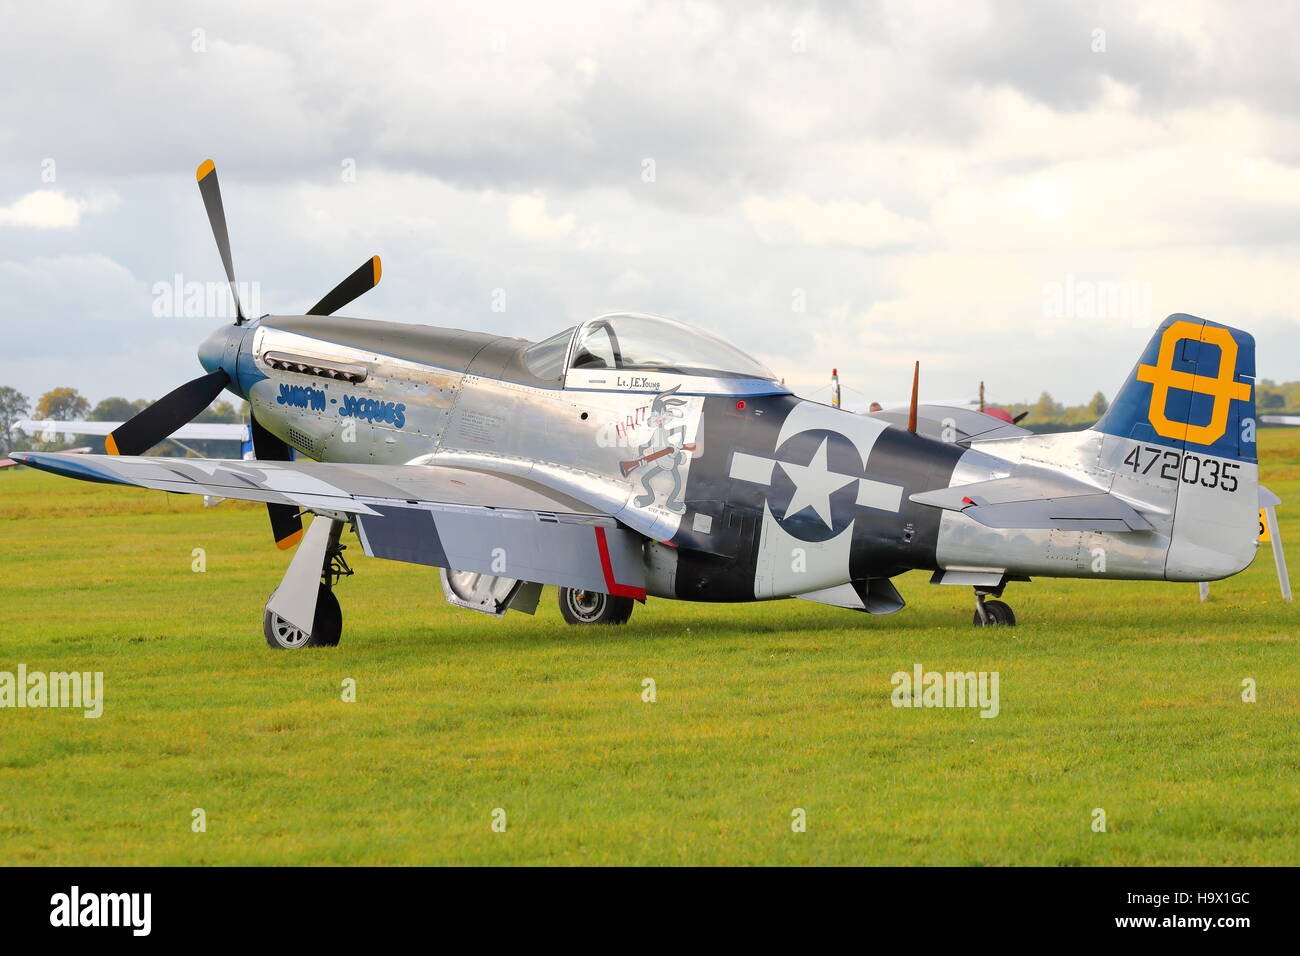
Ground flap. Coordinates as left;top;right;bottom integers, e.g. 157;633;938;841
355;504;646;598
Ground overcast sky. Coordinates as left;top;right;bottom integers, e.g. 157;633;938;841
2;0;1299;411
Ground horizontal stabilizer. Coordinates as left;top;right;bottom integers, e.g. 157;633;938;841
912;472;1154;532
867;404;1031;443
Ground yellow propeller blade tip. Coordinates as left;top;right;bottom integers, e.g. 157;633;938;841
276;529;304;550
104;434;120;456
196;159;216;182
372;255;382;285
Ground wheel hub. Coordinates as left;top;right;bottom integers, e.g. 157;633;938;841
568;589;605;621
270;614;309;647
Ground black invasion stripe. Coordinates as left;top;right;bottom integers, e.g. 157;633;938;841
850;428;965;578
669;393;800;602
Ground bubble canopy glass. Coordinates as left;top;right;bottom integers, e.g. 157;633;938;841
525;313;777;382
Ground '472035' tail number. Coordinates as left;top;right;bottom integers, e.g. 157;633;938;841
1123;445;1239;492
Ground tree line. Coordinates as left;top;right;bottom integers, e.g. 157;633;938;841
1001;379;1300;432
3;378;1298;459
0;386;245;459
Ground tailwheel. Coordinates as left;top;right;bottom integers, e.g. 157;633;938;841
973;597;1016;627
264;584;342;648
558;587;635;625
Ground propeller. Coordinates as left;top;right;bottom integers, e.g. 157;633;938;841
105;370;230;456
196;159;246;324
309;255;382;316
250;413;304;549
102;158;383;549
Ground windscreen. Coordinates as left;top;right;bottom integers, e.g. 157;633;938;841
569;313;776;380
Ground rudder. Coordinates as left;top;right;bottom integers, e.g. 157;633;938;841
1097;314;1258;580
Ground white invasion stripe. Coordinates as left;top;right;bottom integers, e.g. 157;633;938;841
283;493;379;514
729;451;775;485
856;479;903;512
254;468;356;497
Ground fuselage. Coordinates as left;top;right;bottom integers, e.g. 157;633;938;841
198;312;1257;604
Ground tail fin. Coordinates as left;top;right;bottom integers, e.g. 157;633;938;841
1097;314;1259;580
1097;314;1256;462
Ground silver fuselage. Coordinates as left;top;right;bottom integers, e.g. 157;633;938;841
201;314;1258;601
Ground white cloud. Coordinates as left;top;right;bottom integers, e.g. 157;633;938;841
742;195;929;248
2;0;1300;407
506;193;575;240
0;189;118;229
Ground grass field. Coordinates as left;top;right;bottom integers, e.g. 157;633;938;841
1;431;1298;866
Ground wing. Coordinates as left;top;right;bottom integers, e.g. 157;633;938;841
11;452;646;599
16;420;246;441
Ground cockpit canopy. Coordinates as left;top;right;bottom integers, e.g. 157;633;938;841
523;312;777;383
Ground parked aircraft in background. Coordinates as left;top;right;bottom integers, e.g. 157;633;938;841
16;419;249;458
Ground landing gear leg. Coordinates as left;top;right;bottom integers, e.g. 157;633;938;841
263;516;352;649
972;587;1016;627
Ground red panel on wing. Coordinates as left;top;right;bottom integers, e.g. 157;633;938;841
594;527;647;599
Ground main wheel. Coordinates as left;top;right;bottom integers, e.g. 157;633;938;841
558;587;635;625
973;599;1016;627
264;584;343;648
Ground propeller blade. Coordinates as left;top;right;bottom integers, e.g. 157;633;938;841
250;413;304;550
307;255;382;316
196;159;245;324
267;503;305;551
105;370;230;456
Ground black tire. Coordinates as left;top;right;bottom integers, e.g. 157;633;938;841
972;599;1016;627
558;587;635;625
264;585;342;648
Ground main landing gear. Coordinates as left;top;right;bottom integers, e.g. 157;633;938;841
558;587;635;625
263;517;353;649
264;584;342;648
972;587;1016;627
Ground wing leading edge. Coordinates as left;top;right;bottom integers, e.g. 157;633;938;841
12;452;647;599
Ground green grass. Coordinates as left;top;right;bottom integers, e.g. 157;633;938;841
1;432;1298;865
